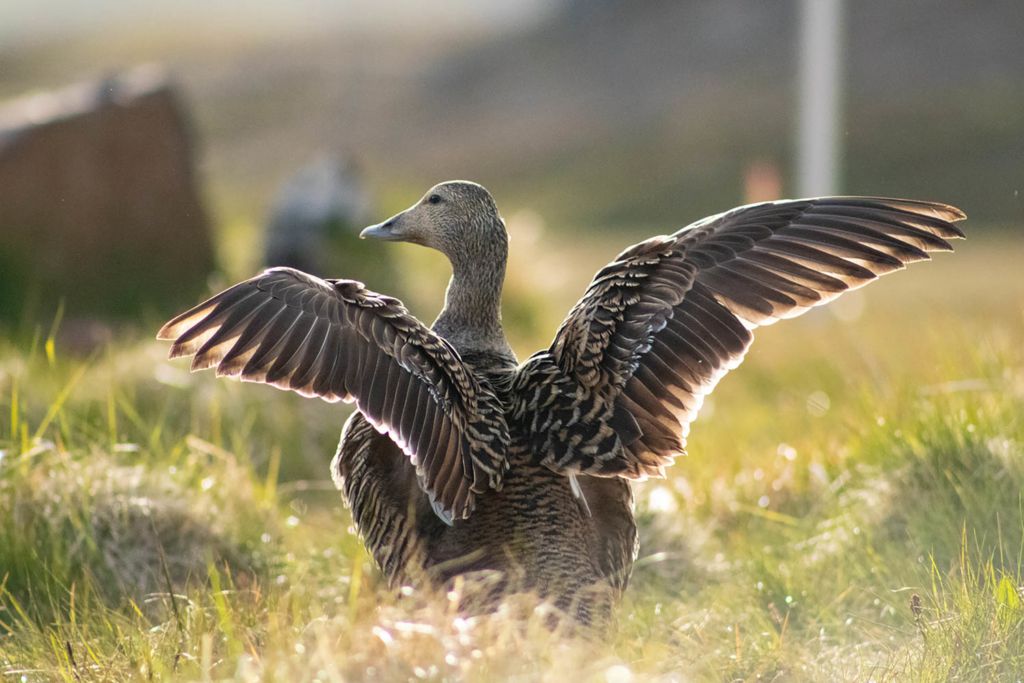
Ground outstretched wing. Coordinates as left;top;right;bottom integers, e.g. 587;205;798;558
158;267;509;520
514;197;965;479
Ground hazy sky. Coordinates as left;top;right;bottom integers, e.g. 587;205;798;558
0;0;556;45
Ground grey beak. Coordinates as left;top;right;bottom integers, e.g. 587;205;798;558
360;223;392;240
360;217;404;241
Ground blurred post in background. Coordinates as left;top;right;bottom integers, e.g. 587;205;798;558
798;0;844;197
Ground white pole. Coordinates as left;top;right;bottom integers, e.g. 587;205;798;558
797;0;843;197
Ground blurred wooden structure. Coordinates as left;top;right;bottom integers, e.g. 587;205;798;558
0;65;214;324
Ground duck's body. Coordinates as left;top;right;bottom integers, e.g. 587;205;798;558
335;194;636;621
336;410;633;622
159;181;965;624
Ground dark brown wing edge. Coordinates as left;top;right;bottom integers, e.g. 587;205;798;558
522;197;965;479
157;267;509;520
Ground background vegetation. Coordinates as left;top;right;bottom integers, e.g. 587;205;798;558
2;1;1023;680
2;232;1022;681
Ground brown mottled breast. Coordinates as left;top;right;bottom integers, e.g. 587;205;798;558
332;349;637;624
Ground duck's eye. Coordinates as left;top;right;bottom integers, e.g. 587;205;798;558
428;194;443;205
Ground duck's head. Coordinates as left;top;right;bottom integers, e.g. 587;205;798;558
360;181;507;264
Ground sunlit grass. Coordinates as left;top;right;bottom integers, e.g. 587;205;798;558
0;235;1022;681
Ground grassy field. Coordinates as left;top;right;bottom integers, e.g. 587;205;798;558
1;230;1023;681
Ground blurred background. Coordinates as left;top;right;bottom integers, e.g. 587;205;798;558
2;0;1021;341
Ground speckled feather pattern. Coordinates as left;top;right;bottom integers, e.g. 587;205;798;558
159;184;964;623
514;197;965;481
158;269;509;519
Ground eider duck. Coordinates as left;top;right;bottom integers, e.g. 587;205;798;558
159;181;965;624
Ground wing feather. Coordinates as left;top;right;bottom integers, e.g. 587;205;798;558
514;197;964;478
158;267;509;519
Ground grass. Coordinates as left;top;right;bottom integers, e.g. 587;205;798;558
0;233;1023;681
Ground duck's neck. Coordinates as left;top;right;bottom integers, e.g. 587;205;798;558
432;240;512;357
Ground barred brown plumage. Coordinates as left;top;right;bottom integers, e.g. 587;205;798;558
525;196;965;481
158;267;509;521
158;181;964;624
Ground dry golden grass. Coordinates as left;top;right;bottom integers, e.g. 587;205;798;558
1;231;1022;681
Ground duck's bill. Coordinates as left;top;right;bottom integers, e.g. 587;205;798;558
359;223;403;241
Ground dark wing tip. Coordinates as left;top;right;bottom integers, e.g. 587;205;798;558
155;323;175;341
429;496;456;526
889;198;966;224
424;474;475;523
811;196;967;246
907;199;967;242
833;196;965;221
948;205;967;223
157;307;202;341
946;211;967;239
907;199;967;236
930;201;967;224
